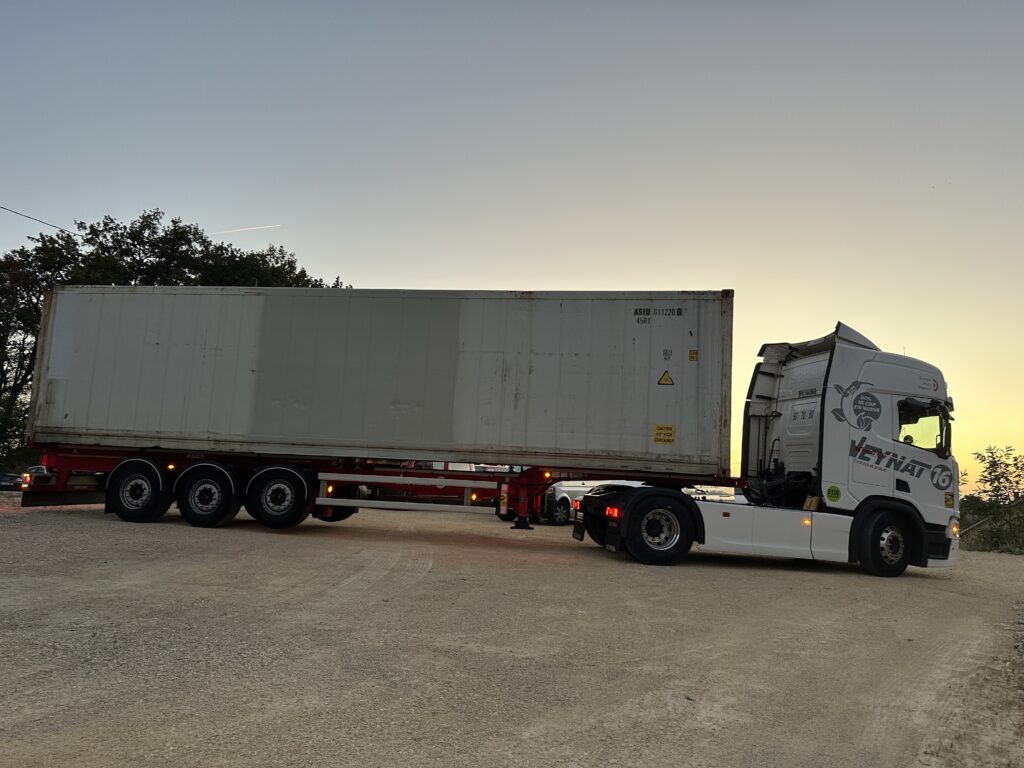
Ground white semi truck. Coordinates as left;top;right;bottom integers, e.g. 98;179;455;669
21;286;959;576
576;324;960;576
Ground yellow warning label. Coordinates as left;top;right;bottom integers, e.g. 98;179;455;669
654;424;676;444
657;371;674;386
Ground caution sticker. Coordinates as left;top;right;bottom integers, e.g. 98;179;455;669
657;371;674;386
654;424;676;444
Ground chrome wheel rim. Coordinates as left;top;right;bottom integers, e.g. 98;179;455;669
189;481;222;515
641;508;681;551
121;474;152;510
262;481;295;515
879;525;905;565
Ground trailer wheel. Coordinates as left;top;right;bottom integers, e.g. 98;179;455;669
245;468;310;529
107;463;171;523
314;508;357;522
549;498;572;526
625;496;694;565
175;467;240;528
859;511;912;577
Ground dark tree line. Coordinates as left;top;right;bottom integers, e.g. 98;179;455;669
0;210;343;466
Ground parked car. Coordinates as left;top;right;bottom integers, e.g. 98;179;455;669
542;480;645;525
0;465;22;491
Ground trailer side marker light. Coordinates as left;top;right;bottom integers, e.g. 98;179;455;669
802;517;812;526
327;485;334;495
166;464;176;471
544;471;552;479
950;520;960;537
572;499;580;510
606;506;621;519
471;492;478;501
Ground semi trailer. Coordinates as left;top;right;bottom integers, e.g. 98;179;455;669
20;286;959;575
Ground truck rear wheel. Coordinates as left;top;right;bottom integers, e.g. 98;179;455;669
175;467;240;528
107;462;171;523
859;511;912;577
625;496;694;565
245;468;310;529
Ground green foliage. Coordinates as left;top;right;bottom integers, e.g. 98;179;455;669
960;446;1024;554
0;210;336;465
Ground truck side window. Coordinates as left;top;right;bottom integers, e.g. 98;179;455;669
897;399;950;459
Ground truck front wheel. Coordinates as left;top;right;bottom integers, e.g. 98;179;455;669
859;511;912;577
107;463;171;523
245;468;310;529
176;467;240;528
625;497;695;565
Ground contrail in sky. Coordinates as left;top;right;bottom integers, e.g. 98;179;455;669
209;224;282;235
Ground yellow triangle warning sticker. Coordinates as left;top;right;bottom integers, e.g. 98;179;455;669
658;371;674;386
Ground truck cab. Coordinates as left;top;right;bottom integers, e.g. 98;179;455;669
575;324;960;575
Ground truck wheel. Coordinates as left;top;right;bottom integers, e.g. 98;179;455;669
625;496;694;565
175;467;240;528
245;468;310;529
859;511;912;577
549;498;572;526
107;463;171;523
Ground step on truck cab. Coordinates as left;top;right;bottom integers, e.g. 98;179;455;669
573;324;960;576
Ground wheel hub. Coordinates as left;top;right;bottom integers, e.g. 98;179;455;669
121;475;152;510
640;508;681;551
878;526;905;565
263;482;295;515
189;481;222;515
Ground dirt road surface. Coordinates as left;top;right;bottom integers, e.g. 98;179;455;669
1;492;1021;768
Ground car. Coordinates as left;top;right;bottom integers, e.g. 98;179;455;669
0;465;22;491
542;480;645;525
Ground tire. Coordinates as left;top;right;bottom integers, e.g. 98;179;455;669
314;508;357;522
549;498;572;526
107;462;171;523
859;511;912;577
583;510;608;548
175;467;240;528
497;509;517;522
625;496;695;566
245;468;310;529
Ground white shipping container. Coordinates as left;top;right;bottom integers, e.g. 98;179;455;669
29;287;732;475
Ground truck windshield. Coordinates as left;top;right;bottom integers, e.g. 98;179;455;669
898;399;951;459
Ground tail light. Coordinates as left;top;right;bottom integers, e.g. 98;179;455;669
572;499;580;510
605;506;621;519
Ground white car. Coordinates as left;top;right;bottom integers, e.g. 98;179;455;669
543;480;644;525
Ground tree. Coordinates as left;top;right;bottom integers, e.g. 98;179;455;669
0;210;337;465
960;446;1024;554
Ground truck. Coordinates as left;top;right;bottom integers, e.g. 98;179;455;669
21;286;959;576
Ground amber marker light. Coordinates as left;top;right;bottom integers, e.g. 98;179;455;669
471;492;478;501
543;471;552;479
327;485;334;495
166;463;176;471
802;517;813;526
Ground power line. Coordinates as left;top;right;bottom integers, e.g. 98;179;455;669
0;205;82;238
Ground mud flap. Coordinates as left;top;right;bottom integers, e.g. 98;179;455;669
604;518;624;552
572;521;585;541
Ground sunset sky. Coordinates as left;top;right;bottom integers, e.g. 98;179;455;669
2;2;1021;488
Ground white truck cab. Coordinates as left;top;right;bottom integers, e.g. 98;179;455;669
575;324;960;576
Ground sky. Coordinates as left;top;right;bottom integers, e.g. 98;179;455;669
2;1;1022;488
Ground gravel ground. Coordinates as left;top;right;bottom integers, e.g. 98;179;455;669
1;491;1021;768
